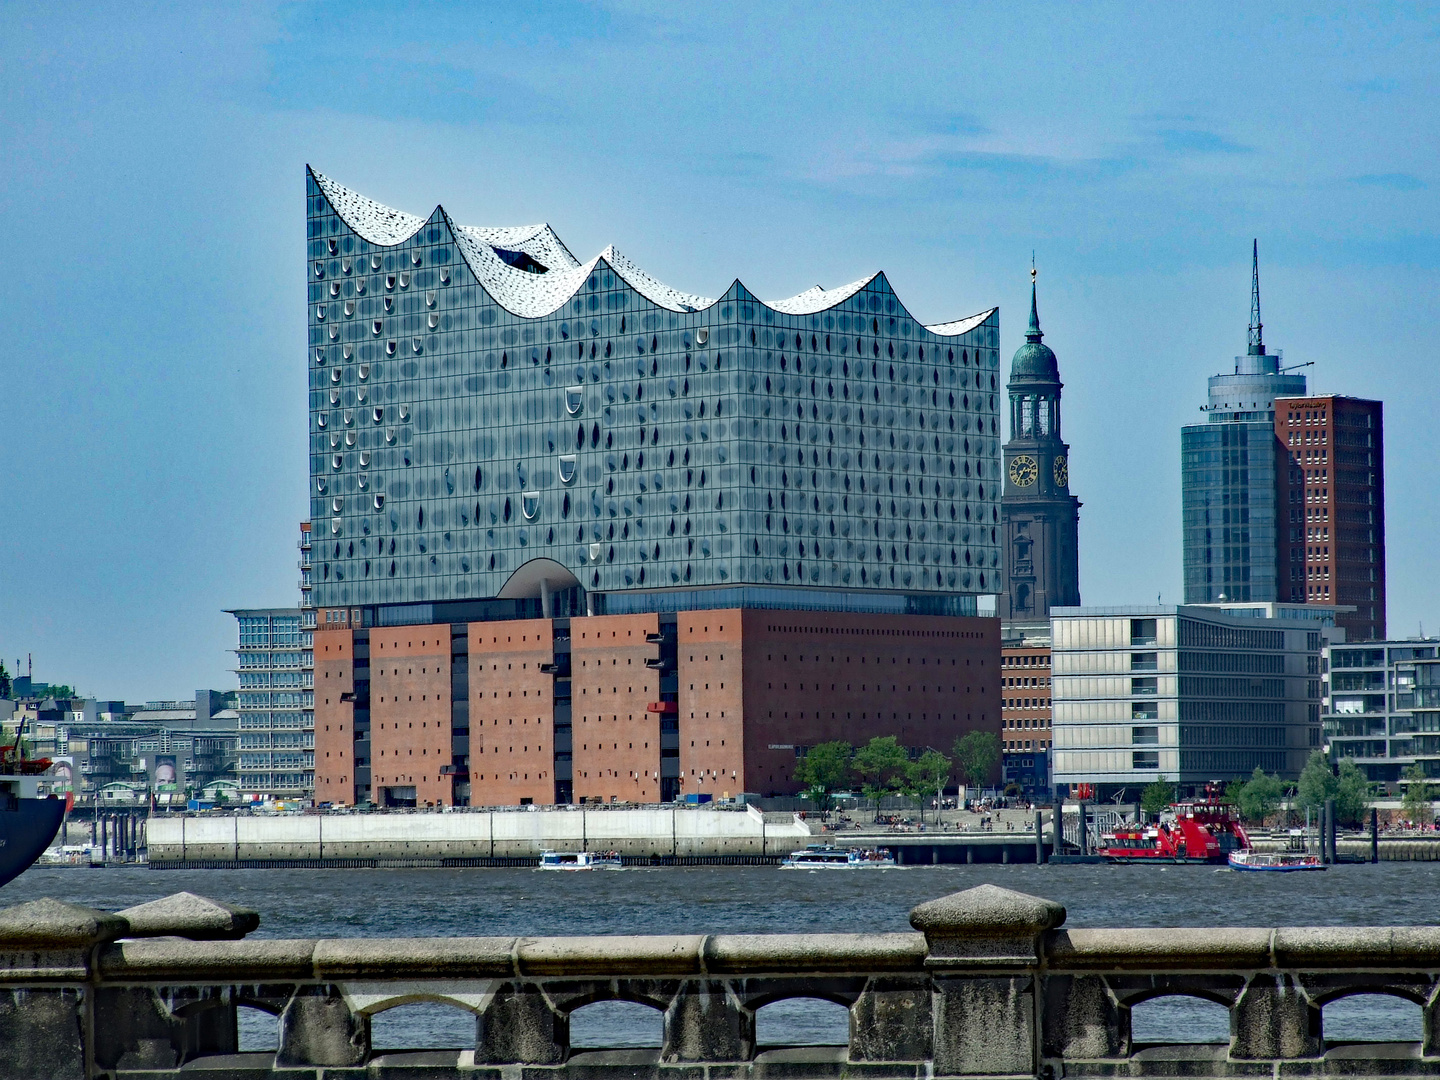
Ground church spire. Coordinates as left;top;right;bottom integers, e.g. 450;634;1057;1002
1027;259;1043;342
1247;238;1265;356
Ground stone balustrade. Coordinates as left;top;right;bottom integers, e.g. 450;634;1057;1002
2;885;1439;1078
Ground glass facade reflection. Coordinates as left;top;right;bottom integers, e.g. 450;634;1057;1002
307;169;1001;616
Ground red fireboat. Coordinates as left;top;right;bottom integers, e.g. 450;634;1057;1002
1098;797;1250;864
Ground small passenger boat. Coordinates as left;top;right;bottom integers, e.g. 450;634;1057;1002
779;844;897;869
1227;829;1325;872
537;850;623;870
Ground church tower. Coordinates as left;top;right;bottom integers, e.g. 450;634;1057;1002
1001;268;1081;619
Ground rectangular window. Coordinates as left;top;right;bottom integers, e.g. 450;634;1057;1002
1132;701;1159;720
1130;618;1158;647
1131;677;1158;696
1130;652;1158;672
1131;726;1159;746
1132;751;1160;770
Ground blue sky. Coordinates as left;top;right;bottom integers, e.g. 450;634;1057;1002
1;3;1436;701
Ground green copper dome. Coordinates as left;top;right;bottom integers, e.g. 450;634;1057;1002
1009;281;1060;383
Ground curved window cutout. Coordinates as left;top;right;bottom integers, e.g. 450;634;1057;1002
315;305;326;321
1130;996;1230;1045
386;429;396;444
341;257;352;274
315;348;325;364
315;478;327;493
343;300;354;317
359;452;370;467
413;338;423;353
565;387;585;415
386;274;396;290
373;494;385;510
355;278;366;294
558;455;577;484
358;363;369;379
755;997;849;1047
331;516;341;534
331;369;342;384
343;410;353;425
238;1004;279;1051
399;271;411;288
1323;993;1422;1044
332;454;343;470
343;345;353;360
345;432;356;447
386;341;398;356
371;254;383;270
522;492;540;520
695;328;710;345
332;497;344;513
329;389;341;405
439;268;450;284
370;1001;475;1050
569;1000;663;1050
316;415;327;429
373;407;384;424
313;262;324;278
372;320;383;336
428;313;439;329
426;291;437;308
398;404;410;422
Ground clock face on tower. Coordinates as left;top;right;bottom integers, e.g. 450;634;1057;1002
1053;455;1068;487
1008;455;1038;487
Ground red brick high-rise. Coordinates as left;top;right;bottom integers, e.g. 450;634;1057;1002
1274;395;1385;641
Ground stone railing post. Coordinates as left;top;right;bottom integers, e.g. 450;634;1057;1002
662;979;753;1062
1229;973;1321;1060
0;899;125;1080
475;982;568;1064
910;884;1065;1077
276;986;370;1067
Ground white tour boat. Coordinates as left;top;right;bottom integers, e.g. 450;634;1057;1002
780;844;897;869
537;850;624;871
1227;830;1325;872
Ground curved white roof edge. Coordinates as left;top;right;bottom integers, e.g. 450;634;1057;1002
925;309;997;337
311;169;992;331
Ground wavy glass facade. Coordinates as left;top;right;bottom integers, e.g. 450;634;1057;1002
307;169;1002;618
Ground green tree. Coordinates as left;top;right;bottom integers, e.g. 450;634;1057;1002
792;741;853;811
1334;758;1373;826
1140;775;1176;816
951;730;1000;790
1227;767;1285;824
0;661;10;699
1401;763;1434;827
907;749;952;818
852;736;911;810
1296;750;1337;814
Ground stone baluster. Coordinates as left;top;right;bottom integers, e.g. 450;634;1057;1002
276;985;369;1067
1230;973;1321;1060
475;982;569;1064
910;884;1065;1077
662;979;753;1062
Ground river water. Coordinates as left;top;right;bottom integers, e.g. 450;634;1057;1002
7;862;1435;1050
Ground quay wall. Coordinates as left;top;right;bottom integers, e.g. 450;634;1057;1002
147;806;813;866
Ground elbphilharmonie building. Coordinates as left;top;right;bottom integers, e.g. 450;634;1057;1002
306;169;1003;808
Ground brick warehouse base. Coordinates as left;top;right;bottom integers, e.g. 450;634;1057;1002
315;609;1000;807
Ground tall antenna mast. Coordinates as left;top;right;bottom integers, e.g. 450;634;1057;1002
1247;239;1265;356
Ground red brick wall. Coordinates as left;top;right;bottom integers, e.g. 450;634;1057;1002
1002;645;1051;753
677;612;746;800
313;628;355;805
734;611;1000;795
571;613;662;803
370;625;451;807
469;620;554;806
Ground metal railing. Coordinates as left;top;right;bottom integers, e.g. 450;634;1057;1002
3;885;1440;1078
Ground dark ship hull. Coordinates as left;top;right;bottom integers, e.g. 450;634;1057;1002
0;794;65;888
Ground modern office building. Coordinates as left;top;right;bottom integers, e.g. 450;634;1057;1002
304;168;1004;807
1051;604;1325;800
1274;396;1385;640
1000;270;1080;621
1000;624;1052;796
1182;244;1306;605
1325;639;1439;782
230;608;315;798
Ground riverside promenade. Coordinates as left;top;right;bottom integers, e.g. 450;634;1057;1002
4;883;1440;1079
